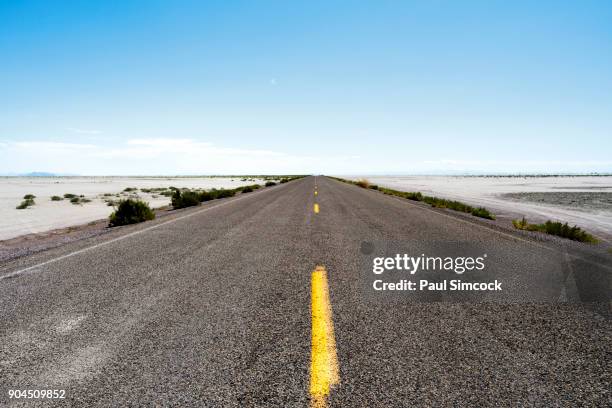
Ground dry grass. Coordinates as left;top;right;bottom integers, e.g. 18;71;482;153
355;179;370;188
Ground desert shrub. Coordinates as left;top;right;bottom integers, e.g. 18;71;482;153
23;194;36;199
16;198;35;209
544;221;598;243
109;199;155;226
403;191;423;201
51;195;63;201
279;175;306;182
215;188;236;199
512;217;530;230
64;193;77;199
513;217;598;243
420;196;495;219
241;186;254;193
123;187;137;192
355;179;370;188
199;190;214;202
265;181;277;187
470;207;495;220
369;184;379;190
199;188;237;202
171;190;200;209
240;184;261;191
68;196;90;204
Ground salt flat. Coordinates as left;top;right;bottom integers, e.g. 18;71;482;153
348;175;612;241
0;176;268;240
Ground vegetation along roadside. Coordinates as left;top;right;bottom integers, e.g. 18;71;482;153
330;177;495;220
329;176;600;244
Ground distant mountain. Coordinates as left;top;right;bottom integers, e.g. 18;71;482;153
0;171;80;177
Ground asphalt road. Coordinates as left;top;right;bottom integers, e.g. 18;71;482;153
0;176;610;407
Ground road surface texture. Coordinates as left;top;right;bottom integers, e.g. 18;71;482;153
1;176;610;407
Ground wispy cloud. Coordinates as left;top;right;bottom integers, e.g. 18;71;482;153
0;138;355;175
82;139;293;165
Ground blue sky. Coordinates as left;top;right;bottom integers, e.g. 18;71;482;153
1;0;611;175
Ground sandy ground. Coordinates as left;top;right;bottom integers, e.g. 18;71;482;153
346;176;612;242
0;177;269;241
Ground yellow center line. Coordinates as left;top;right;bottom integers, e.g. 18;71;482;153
314;203;320;213
310;265;339;408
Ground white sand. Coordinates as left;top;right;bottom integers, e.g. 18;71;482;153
347;176;612;241
0;176;269;240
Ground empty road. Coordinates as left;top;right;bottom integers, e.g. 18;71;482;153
1;176;610;407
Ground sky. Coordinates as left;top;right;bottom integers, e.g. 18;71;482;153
1;0;611;175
